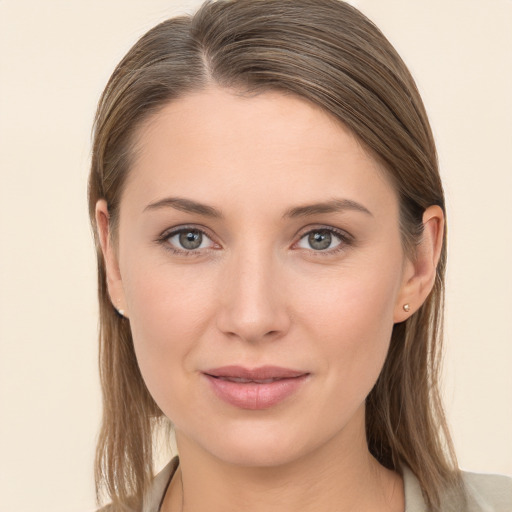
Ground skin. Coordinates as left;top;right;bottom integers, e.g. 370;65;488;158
96;86;444;512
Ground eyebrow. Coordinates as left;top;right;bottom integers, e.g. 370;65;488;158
283;198;373;218
143;196;373;219
144;197;223;218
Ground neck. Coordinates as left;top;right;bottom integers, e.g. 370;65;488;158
163;410;404;512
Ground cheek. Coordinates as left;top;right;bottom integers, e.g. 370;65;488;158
296;257;402;397
121;254;218;406
299;256;401;338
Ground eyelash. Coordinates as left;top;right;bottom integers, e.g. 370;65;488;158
156;225;353;257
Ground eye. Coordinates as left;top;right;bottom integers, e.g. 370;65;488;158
296;228;346;252
162;227;217;254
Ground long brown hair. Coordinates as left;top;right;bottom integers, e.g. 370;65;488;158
89;1;462;509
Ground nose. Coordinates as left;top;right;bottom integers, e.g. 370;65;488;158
215;248;291;344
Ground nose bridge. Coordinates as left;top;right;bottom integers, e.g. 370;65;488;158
217;241;289;342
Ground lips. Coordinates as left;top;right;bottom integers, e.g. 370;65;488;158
203;365;309;410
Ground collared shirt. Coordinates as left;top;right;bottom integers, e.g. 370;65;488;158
107;457;511;512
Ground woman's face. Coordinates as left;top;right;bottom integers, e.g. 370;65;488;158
101;87;416;467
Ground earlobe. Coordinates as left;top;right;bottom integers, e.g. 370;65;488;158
393;205;444;323
95;200;128;317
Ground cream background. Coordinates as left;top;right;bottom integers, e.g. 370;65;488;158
0;1;510;511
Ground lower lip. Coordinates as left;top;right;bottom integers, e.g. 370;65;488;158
204;374;309;410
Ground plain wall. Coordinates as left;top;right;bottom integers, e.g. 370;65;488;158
0;1;510;511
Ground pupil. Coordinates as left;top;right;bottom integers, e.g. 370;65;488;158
179;230;202;249
308;230;331;250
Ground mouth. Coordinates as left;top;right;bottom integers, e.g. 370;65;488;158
210;376;290;384
205;365;306;380
203;366;310;410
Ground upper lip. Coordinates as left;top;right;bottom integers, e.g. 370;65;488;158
204;365;308;380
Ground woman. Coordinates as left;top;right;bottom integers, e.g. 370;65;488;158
88;1;512;511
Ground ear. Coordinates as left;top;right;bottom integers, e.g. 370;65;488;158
95;199;128;318
393;205;444;323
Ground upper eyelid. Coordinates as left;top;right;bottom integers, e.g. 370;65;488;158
161;225;215;240
295;225;353;242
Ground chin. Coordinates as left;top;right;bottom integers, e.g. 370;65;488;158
185;416;334;469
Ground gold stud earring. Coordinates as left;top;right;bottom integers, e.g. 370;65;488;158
403;304;410;312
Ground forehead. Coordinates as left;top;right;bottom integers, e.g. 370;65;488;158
123;86;398;219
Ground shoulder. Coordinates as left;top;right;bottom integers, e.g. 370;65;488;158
95;457;179;512
461;470;512;511
403;466;512;512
